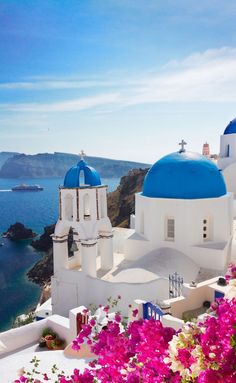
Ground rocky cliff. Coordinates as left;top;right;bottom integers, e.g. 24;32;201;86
107;168;148;227
27;248;53;286
31;224;55;252
27;167;149;285
0;152;19;170
0;152;149;179
27;225;55;285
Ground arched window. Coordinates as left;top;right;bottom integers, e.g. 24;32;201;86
64;194;73;221
79;170;85;186
100;194;106;218
140;211;144;235
83;193;91;220
68;227;74;258
67;227;79;258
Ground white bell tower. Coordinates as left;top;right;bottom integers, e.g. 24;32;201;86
52;151;113;279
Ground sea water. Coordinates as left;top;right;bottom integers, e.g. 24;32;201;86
0;177;120;331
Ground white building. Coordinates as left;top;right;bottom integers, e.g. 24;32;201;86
51;146;234;318
125;147;233;271
218;119;236;218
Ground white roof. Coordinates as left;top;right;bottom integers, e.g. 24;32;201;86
0;343;90;383
110;247;200;283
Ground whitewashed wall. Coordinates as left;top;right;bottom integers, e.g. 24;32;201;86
125;193;233;270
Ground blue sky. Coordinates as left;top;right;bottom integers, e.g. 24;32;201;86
1;0;236;163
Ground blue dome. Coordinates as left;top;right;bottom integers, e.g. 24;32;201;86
142;151;226;199
64;159;101;188
224;118;236;135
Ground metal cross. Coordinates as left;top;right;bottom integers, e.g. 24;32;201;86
179;139;187;153
79;149;86;160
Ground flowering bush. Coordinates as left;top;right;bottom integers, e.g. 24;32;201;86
225;263;236;284
15;298;236;383
166;299;236;382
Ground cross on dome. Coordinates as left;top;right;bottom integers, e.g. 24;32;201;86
79;149;86;160
179;139;187;153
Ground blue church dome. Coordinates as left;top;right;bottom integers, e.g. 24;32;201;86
224;118;236;135
142;151;226;199
64;159;101;188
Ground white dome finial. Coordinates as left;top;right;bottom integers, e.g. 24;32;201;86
179;139;187;153
80;149;86;160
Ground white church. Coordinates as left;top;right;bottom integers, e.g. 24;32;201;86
51;121;236;316
218;118;236;214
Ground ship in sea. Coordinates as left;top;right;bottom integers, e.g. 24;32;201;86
11;184;44;192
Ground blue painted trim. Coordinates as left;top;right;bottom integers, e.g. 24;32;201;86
143;302;164;321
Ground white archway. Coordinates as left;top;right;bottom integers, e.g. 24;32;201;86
64;194;73;221
83;193;91;220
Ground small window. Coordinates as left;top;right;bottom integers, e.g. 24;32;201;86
68;227;74;258
203;218;210;241
140;211;144;235
226;144;230;157
166;218;175;241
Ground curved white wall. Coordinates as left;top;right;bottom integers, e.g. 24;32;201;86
218;133;236;171
222;163;236;197
125;192;233;270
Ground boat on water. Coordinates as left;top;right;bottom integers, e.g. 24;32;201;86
11;184;44;192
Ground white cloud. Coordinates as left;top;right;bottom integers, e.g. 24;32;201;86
0;93;120;113
121;47;236;105
1;46;236;113
0;80;117;90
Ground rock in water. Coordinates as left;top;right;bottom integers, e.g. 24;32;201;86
3;222;37;241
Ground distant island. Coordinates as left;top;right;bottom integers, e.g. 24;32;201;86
0;151;19;169
0;151;150;179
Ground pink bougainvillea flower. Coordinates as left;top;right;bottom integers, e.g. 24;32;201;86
14;297;236;383
132;309;139;317
115;313;121;323
89;318;96;326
